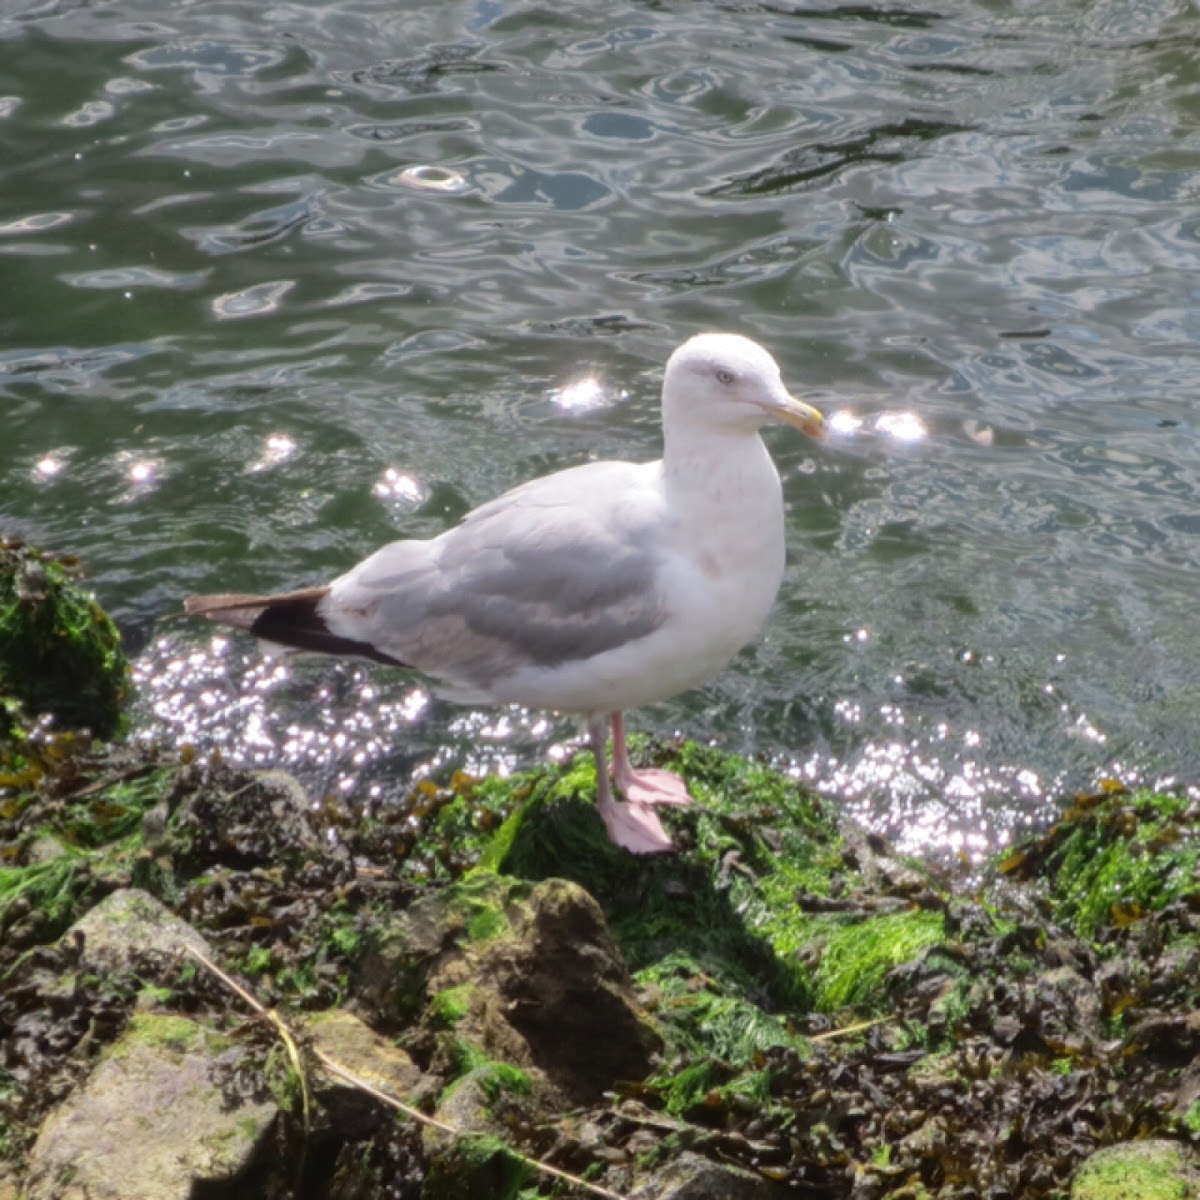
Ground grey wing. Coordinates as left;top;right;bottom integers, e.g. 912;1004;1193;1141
323;461;668;691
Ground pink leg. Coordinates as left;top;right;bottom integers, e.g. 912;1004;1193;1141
611;712;692;807
589;718;674;854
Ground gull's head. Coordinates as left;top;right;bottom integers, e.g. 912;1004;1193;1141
662;332;825;440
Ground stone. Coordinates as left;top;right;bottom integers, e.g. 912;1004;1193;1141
167;765;326;871
304;1007;427;1128
68;887;211;976
1071;1139;1200;1200
631;1150;782;1199
358;872;661;1103
23;1013;278;1200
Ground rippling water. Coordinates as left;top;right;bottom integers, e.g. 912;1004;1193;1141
4;0;1199;860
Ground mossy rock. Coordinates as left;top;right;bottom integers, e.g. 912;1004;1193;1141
476;742;839;995
1071;1139;1200;1200
0;538;128;740
357;872;661;1103
22;1012;278;1200
475;740;944;1020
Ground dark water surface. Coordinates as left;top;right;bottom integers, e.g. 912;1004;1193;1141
4;0;1199;860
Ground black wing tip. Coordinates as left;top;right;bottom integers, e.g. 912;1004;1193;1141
185;587;405;668
249;602;405;667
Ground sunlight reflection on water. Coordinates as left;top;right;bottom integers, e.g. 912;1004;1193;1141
131;622;1176;866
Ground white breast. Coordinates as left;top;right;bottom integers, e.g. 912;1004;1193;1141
495;435;788;715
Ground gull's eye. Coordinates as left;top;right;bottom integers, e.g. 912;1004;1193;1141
715;368;735;385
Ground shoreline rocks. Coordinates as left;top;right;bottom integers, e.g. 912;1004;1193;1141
2;539;1198;1198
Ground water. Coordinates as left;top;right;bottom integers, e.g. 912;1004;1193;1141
4;0;1199;861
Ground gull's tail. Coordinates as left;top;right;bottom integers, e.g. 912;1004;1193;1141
184;588;403;666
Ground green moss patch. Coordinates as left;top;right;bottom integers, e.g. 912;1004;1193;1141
1071;1139;1199;1200
429;984;478;1028
425;1130;535;1200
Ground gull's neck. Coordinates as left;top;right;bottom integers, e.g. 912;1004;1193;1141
660;421;782;510
658;418;787;622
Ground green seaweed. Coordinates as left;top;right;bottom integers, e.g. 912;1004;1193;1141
1070;1140;1197;1200
0;853;87;937
0;539;129;741
1003;789;1200;940
0;766;173;944
429;983;477;1028
484;739;847;1010
638;949;803;1113
805;908;946;1012
426;1131;535;1200
468;739;955;1117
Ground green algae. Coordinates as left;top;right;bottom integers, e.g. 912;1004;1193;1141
0;539;129;741
429;983;477;1027
0;853;86;934
448;871;516;945
465;1059;532;1104
1070;1139;1199;1200
479;739;848;1009
637;948;803;1113
461;739;963;1119
1000;789;1200;940
806;908;946;1012
0;766;172;944
425;1131;535;1200
113;1013;221;1058
477;739;950;1025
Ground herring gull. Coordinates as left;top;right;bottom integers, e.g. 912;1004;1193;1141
185;333;825;854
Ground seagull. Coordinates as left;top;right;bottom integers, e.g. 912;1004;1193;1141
185;333;825;854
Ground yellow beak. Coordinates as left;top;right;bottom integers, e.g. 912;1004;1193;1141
771;393;826;439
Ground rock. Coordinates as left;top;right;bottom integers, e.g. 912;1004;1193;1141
631;1150;781;1199
1071;1139;1200;1200
304;1008;428;1129
23;1012;278;1200
1170;1060;1200;1118
166;764;326;872
423;1065;540;1200
0;537;129;739
67;887;212;976
1125;1012;1200;1063
358;872;661;1103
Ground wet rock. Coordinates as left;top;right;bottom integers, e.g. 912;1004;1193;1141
23;1012;278;1200
1124;1012;1200;1063
631;1150;781;1199
423;1064;541;1200
68;887;211;976
1070;1138;1200;1200
304;1008;427;1130
0;537;129;739
358;872;661;1103
1170;1061;1200;1118
166;763;326;873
